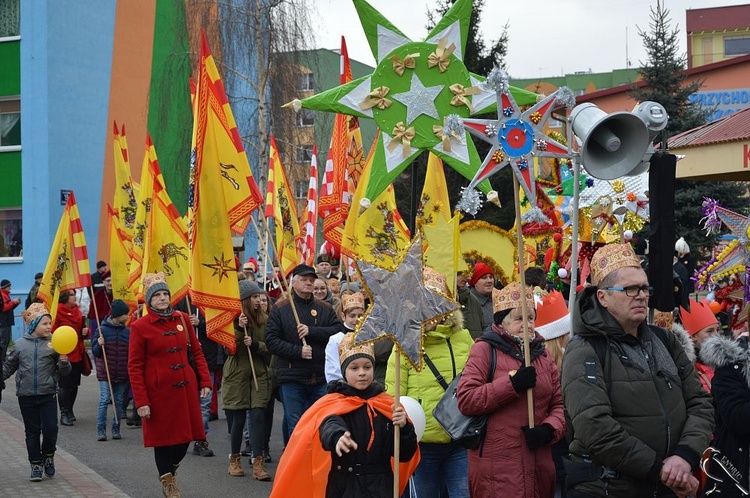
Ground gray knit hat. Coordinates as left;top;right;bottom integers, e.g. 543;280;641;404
239;280;264;300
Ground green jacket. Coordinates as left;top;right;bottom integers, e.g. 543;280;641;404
385;316;474;444
561;286;714;497
222;318;272;410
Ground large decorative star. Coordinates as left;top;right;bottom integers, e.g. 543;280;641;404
391;73;443;124
202;253;235;283
355;237;458;370
697;201;750;295
290;0;538;203
462;85;571;204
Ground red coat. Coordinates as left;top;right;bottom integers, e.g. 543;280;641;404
128;310;211;447
87;289;112;321
457;329;565;498
53;303;87;363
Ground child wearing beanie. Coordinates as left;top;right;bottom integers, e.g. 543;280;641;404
2;303;71;481
91;299;131;441
271;333;420;498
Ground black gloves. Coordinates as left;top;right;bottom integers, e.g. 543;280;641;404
522;424;554;450
510;366;536;393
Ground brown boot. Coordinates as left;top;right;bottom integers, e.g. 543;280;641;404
159;472;181;498
228;453;245;477
252;455;272;481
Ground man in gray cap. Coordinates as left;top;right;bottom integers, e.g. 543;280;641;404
264;264;342;440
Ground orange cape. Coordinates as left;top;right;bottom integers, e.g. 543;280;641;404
270;391;421;497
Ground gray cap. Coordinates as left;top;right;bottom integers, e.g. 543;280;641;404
239;280;264;300
339;281;362;296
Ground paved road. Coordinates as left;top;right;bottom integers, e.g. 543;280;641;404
1;365;284;497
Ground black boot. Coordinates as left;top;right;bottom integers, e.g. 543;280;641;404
60;410;74;426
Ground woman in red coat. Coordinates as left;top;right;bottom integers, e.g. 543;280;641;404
128;273;211;498
457;282;565;498
53;290;89;426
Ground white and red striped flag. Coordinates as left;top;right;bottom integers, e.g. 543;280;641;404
299;146;318;265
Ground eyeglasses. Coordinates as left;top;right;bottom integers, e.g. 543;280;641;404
603;285;653;297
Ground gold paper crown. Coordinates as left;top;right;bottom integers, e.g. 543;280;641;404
590;243;641;285
423;266;448;295
338;332;375;366
341;292;366;313
142;272;167;294
493;282;534;314
22;303;50;324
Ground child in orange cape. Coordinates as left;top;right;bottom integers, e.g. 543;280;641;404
270;333;420;498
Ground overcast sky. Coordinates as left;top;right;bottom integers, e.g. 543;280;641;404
312;0;749;79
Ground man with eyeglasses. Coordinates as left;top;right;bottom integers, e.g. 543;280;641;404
561;243;713;498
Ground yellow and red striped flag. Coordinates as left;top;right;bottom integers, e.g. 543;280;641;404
38;192;92;322
298;146;318;266
112;121;138;239
189;65;242;350
319;36;366;251
107;204;137;310
192;30;263;236
266;135;301;276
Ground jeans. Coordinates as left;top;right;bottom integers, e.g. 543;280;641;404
200;371;215;435
18;394;58;463
97;381;127;429
412;441;469;498
279;382;327;440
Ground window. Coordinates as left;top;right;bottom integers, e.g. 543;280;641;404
295;145;314;163
295;180;308;200
0;208;22;258
295;109;314;127
725;36;750;57
0;0;19;38
0;99;21;147
299;73;314;91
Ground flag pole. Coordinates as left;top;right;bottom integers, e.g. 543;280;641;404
512;177;535;428
89;286;119;425
243;325;259;391
393;354;401;498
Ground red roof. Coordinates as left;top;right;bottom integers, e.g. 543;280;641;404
686;5;750;32
668;106;750;148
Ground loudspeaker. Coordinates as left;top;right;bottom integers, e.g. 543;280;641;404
570;103;650;180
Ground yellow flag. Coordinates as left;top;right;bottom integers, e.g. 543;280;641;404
107;204;137;310
266;135;301;276
38;192;93;323
416;153;452;228
112;122;138;238
423;214;462;297
126;135;157;290
341;133;410;268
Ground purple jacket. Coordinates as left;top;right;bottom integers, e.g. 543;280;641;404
91;316;130;382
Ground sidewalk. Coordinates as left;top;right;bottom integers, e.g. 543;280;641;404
0;407;130;498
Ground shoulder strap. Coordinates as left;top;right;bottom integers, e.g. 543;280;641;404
486;344;496;382
177;313;192;348
649;325;675;356
423;354;449;390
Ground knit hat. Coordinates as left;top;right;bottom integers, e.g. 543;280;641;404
143;272;170;306
22;303;50;334
590;243;641;285
342;292;366;313
110;299;130;319
679;299;719;336
535;291;570;340
239;280;264;300
0;279;10;289
340;281;362;296
675;237;690;257
469;263;494;287
338;332;375;376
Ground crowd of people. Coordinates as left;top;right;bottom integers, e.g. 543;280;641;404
2;240;750;497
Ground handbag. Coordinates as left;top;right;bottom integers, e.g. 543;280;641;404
428;343;496;450
81;349;93;376
178;314;201;384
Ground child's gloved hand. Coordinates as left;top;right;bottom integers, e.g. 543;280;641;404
335;431;358;457
392;405;407;428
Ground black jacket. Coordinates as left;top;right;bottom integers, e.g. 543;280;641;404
265;292;342;385
319;381;418;498
701;335;750;498
174;298;217;371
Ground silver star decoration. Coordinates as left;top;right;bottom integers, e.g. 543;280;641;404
354;237;458;370
391;73;443;126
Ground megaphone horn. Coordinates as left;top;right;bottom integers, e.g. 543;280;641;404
570;103;650;180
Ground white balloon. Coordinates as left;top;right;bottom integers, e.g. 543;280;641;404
558;268;568;279
624;229;634;241
399;396;426;441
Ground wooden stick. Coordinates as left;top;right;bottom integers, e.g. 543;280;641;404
393;353;401;498
243;324;259;391
89;286;120;425
512;177;535;428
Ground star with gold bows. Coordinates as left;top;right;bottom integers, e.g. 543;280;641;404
354;236;458;370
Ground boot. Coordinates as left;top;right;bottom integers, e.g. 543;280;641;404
111;424;121;440
60;410;74;426
228;453;244;477
159;472;181;498
252;455;272;481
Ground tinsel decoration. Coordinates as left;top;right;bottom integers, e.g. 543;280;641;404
521;206;551;225
701;197;722;235
484;124;497;137
443;113;465;137
547;262;564;292
483;67;510;94
457;187;483;216
554;86;576;109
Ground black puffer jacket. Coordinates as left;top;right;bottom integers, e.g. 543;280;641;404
700;335;750;498
265;292;342;385
561;286;714;497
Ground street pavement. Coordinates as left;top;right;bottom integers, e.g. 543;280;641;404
0;364;284;497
